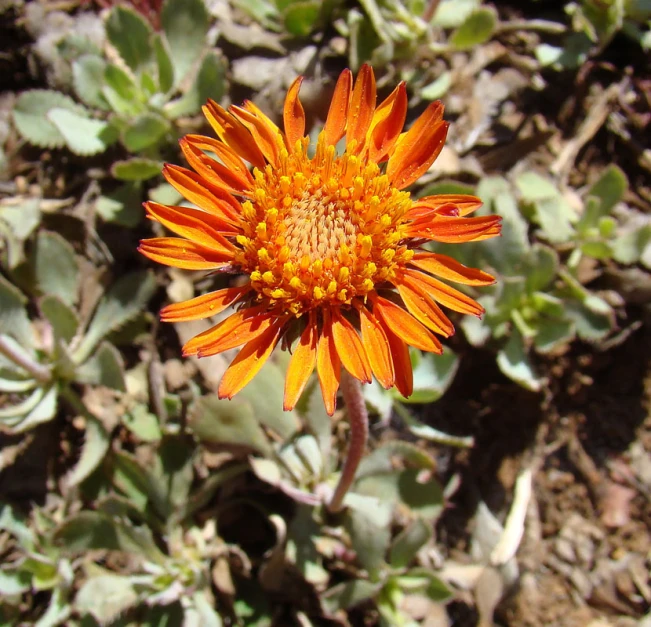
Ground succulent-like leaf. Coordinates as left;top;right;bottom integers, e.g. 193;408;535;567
32;231;79;306
74;271;156;364
612;223;651;265
105;5;154;73
72;55;111;110
102;64;143;116
2;385;58;434
389;518;432;570
161;0;210;87
122;403;162;442
524;244;559;293
12;90;86;149
153;34;174;93
47;108;112;156
449;6;497;50
111;158;163;181
0;275;33;347
283;1;321;37
321;579;381;614
75;342;126;390
496;331;545;392
64;415;110;488
75;574;138;624
40;295;79;345
432;0;481;28
533;319;575;354
121;112;171;152
96;183;145;226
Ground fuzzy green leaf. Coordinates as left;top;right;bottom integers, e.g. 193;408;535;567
105;6;154;73
4;385;58;433
75;574;138;624
161;0;210;87
74;271;156;364
102;65;143;116
525;244;559;293
612;223;651;265
96;183;144;226
111;158;163;181
47;108;112;156
153;34;174;93
389;518;432;570
72;55;111;110
12;90;86;149
534;319;575;353
449;7;497;50
122;404;162;442
40;295;79;344
0;275;33;346
32;231;79;306
75;342;126;390
322;579;381;614
579;165;628;231
496;331;545;392
432;0;480;28
65;415;110;487
121;112;171;152
283;1;321;36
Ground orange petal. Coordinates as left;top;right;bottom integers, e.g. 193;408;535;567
283;76;306;152
386;101;447;190
411;252;495;286
163;165;242;227
203;99;266;169
406;194;483;219
404;214;502;243
183;135;254;192
139;237;234;270
160;285;249;322
372;295;442;353
346;64;376;154
324;69;352;147
218;322;284;399
394;275;455;337
182;306;276;357
316;309;341;416
144;202;238;250
331;309;371;383
231;102;284;166
367;82;407;163
402;268;484;317
283;312;317;411
359;305;394;389
381;321;413;398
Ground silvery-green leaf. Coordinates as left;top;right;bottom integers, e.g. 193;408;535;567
121;112;171;152
524;244;558;293
363;378;394;422
96;183;144;226
188;394;272;456
431;0;480;27
530;291;564;318
102;64;143;116
153;34;174;93
0;570;31;595
111;158;163;181
74;271;156;363
533;319;575;354
122;403;162;442
299;380;332;467
148;182;183;205
12;90;85;149
34;587;70;627
402;567;453;602
420;71;452;100
238;359;299;440
75;342;125;390
0;197;40;240
47;108;112;156
64;415;110;487
161;0;210;87
321;579;381;614
0;503;34;547
401;413;474;448
389;518;432;569
72;54;110;110
564;302;613;342
75;574;138;624
283;1;321;37
189;590;224;627
357;441;436;479
612;223;651;265
496;331;545;392
0;276;33;346
578;165;627;231
165;50;227;119
32;231;79;306
105;5;154;73
10;384;58;433
0;367;36;393
449;7;497;50
40;295;79;344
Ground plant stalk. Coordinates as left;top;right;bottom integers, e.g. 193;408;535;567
0;335;51;384
327;371;369;513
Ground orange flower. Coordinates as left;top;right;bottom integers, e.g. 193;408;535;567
139;66;501;415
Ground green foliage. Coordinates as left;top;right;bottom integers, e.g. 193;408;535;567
11;0;226;180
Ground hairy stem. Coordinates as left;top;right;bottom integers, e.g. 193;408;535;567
328;371;369;513
0;336;51;384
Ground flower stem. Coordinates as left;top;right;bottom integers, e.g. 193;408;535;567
327;371;368;513
0;336;51;384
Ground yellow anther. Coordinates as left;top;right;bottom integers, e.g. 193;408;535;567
279;176;291;194
250;271;262;282
339;266;350;282
312;259;323;277
256;222;267;239
262;271;275;283
327;281;337;295
278;246;290;263
289;276;302;290
271;289;286;299
300;256;311;271
337;289;348;301
266;208;278;223
258;248;270;262
313;286;324;299
362;279;374;292
360;235;373;258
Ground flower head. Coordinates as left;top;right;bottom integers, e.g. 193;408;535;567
139;66;501;415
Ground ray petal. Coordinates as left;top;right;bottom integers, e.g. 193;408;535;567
346;64;376;154
394;275;455;337
411;252;495;286
138;237;233;270
331;309;371;383
218;322;284;399
406;194;483;219
284;76;306;152
232;101;285;167
359;305;394;389
317;309;341;416
403;215;502;243
283;311;317;411
367;81;407;164
160;285;250;322
380;321;413;398
324;69;352;147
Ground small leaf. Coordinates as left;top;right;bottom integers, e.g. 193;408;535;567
449;7;497;50
421;72;452;100
534;319;575;353
496;331;545;392
40;295;79;344
8;385;58;433
102;64;143;116
188;395;272;456
431;0;480;28
122;404;162;442
96;183;145;226
32;231;79;306
161;0;210;88
75;574;138;624
75;342;126;390
47;108;112;156
154;34;174;93
74;271;156;363
612;223;651;265
321;579;381;614
283;1;321;37
389;518;432;569
72;55;111;110
525;244;559;293
565;301;613;342
112;158;163;181
579;165;628;230
105;5;154;73
0;570;32;595
0;275;33;346
121;113;171;152
12;90;86;149
64;415;110;487
300;381;332;467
